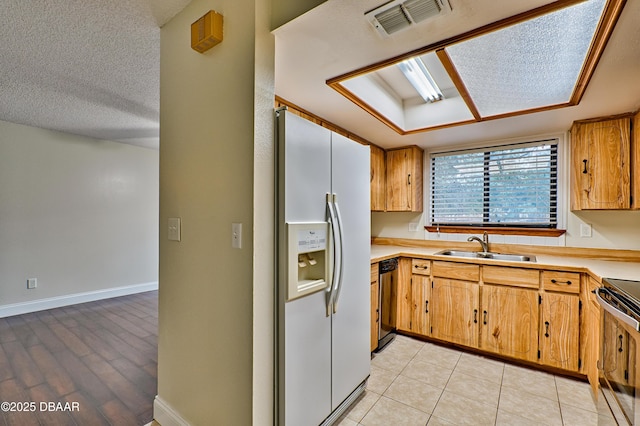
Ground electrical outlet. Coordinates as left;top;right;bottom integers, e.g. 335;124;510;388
27;278;37;289
408;222;419;232
580;223;592;238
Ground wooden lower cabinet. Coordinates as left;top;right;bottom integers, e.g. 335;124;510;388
395;258;429;335
431;278;479;348
539;292;580;371
380;257;588;374
601;306;630;387
371;263;379;352
582;276;601;396
480;285;539;363
411;275;430;336
396;258;412;332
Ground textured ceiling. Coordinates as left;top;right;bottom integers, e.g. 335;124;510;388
275;0;640;150
0;0;190;149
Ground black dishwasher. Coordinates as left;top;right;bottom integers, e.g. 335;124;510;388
376;258;397;352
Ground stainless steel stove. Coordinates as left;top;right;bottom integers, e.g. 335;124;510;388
596;278;640;424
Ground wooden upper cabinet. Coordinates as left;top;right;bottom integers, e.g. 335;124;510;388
634;110;640;209
370;144;386;211
385;146;424;212
570;115;633;210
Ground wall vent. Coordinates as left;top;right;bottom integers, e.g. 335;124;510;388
365;0;452;37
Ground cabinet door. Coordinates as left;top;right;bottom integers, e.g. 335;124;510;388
385;146;423;212
571;117;631;210
371;263;379;352
581;276;601;396
481;285;539;363
540;292;580;371
395;258;412;332
412;275;430;336
634;111;640;209
431;278;479;348
602;310;630;388
370;144;386;211
371;281;379;352
585;298;601;396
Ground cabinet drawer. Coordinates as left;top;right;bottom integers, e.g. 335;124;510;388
371;263;379;284
432;261;480;281
542;271;580;294
411;259;431;276
483;266;539;289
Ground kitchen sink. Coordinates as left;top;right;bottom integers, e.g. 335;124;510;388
435;249;536;262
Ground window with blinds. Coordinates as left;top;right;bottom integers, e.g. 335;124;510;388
430;140;558;227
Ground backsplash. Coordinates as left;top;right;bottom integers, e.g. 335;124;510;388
371;210;640;250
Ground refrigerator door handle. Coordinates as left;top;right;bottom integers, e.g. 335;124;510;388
326;194;341;316
332;194;345;313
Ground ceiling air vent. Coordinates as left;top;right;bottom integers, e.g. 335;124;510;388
365;0;452;37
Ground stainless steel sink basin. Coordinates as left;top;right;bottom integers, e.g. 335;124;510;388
435;249;536;262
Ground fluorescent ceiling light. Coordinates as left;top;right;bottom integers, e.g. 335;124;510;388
397;57;443;103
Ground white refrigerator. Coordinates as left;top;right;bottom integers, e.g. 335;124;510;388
275;109;371;425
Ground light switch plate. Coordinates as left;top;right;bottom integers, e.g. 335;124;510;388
232;222;242;249
168;217;181;241
27;278;37;289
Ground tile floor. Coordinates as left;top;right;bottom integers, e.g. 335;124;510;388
337;335;617;426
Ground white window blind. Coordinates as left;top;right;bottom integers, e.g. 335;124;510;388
431;140;558;227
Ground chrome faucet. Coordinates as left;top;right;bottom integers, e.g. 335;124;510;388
468;231;489;255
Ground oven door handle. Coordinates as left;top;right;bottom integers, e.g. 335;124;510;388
595;288;640;332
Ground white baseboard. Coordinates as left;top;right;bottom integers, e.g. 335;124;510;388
154;396;191;426
0;281;158;318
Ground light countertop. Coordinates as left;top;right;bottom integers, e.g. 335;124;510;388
371;244;640;282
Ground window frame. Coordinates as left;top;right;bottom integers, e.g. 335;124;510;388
427;134;567;236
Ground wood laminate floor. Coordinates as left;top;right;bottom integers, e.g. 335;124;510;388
0;291;157;426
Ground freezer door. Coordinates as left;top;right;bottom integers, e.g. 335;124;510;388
330;132;371;409
280;111;331;223
282;290;332;425
277;110;333;425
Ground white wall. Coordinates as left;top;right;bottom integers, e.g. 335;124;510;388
0;120;159;313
